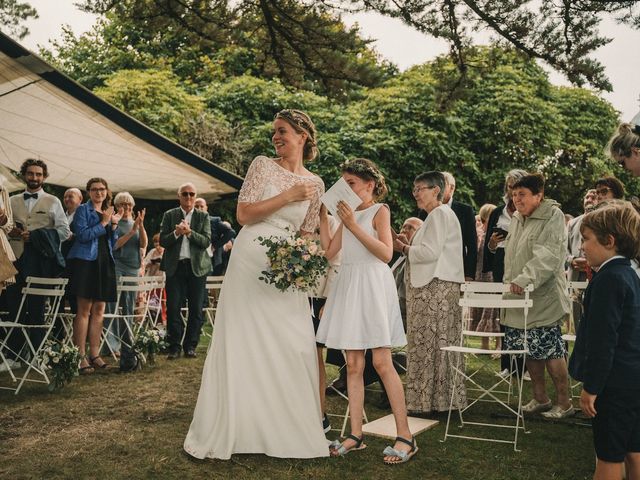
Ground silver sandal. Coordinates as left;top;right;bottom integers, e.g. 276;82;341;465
329;434;366;456
383;436;418;464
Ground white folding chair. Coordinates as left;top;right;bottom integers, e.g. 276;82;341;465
0;276;68;394
101;276;158;360
145;276;166;330
202;275;224;338
567;280;588;334
441;282;533;451
564;280;588;400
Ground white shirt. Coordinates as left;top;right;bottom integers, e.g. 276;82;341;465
407;204;465;287
596;255;625;272
22;188;71;241
176;207;194;260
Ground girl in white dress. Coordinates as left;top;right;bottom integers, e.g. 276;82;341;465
316;158;417;464
183;109;329;460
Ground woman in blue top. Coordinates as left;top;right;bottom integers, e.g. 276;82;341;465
67;178;120;373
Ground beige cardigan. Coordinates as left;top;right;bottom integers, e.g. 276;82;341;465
406;204;465;288
0;186;17;290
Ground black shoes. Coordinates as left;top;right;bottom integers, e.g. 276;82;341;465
323;414;331;433
119;357;140;373
168;349;196;359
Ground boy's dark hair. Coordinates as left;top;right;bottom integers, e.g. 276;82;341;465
20;158;49;179
512;172;545;195
595;176;625;199
581;200;640;259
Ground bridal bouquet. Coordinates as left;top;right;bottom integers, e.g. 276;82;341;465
41;340;81;392
257;231;329;292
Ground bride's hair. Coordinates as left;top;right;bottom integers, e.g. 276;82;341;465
341;158;388;201
274;109;318;161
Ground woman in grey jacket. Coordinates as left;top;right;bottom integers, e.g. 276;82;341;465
503;173;573;419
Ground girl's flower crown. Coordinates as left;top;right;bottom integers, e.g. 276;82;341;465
341;159;384;183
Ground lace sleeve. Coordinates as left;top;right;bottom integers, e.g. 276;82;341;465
300;176;325;233
238;156;267;203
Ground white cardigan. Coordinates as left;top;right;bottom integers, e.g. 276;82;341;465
407;204;465;288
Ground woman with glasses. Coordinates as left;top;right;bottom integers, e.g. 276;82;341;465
393;171;466;414
67;178;120;374
108;191;147;372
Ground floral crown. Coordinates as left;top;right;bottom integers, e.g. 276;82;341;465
275;109;316;144
341;159;385;184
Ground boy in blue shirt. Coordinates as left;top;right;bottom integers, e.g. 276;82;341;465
569;201;640;480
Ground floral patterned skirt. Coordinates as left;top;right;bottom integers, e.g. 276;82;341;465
405;274;467;412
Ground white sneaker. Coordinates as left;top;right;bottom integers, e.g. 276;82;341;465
495;368;510;379
523;371;531;381
0;359;21;373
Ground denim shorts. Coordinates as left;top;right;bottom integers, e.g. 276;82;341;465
504;325;566;360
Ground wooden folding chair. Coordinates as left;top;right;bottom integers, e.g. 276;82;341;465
441;282;533;451
0;277;68;394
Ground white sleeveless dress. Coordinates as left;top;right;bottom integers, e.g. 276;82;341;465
316;204;406;349
183;156;329;459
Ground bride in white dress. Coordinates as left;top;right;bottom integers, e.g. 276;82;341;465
184;109;329;459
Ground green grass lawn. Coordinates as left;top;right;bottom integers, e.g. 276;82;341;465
0;332;595;480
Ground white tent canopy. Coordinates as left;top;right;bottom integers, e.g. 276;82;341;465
0;31;243;199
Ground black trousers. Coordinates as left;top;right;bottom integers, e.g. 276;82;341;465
165;260;206;353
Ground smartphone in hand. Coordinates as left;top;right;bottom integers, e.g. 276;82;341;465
493;227;508;238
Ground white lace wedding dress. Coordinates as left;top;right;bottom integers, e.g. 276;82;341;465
184;156;329;459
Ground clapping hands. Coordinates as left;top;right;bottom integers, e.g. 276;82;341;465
393;233;408;253
175;219;192;237
111;206;124;225
101;206;115;226
133;208;146;231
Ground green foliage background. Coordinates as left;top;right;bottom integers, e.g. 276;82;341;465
41;12;637;227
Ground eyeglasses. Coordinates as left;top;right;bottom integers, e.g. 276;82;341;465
412;185;436;194
595;187;612;196
180;191;196;197
89;187;106;193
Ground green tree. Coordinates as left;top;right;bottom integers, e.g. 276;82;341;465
94;69;245;173
346;0;640;92
0;0;37;39
544;86;640;214
69;0;395;98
